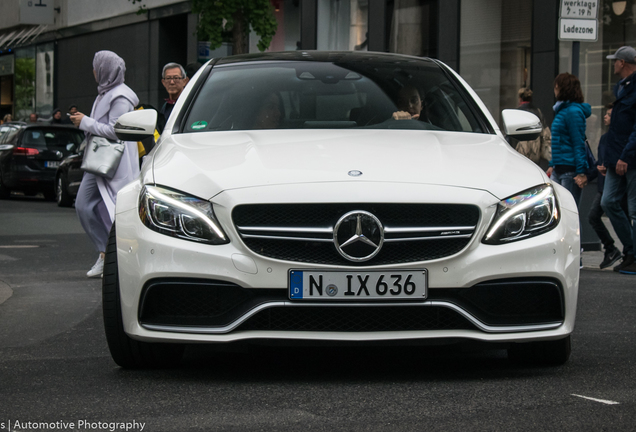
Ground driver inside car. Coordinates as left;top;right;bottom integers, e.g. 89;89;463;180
392;86;427;121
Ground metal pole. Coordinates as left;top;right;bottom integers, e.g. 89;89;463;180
572;41;580;76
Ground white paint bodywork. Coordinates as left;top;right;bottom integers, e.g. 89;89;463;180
114;58;580;346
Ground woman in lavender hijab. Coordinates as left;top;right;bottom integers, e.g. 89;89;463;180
70;51;140;278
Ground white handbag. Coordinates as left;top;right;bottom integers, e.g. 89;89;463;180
80;136;125;179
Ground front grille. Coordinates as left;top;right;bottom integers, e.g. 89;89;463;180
233;203;480;265
235;306;476;332
139;278;564;330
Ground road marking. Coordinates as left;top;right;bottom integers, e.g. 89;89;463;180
0;245;39;248
571;394;620;405
0;281;12;305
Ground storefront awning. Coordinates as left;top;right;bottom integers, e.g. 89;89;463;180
0;25;47;51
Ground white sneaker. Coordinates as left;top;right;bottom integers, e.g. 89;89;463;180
87;255;104;278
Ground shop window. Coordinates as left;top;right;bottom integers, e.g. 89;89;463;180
460;0;532;126
317;0;368;51
36;43;54;118
15;47;35;121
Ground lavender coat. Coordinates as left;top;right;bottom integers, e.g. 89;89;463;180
79;83;140;221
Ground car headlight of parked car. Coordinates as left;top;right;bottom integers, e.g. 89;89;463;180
139;185;228;245
482;184;559;245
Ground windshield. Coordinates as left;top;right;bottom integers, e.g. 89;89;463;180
22;127;85;150
182;59;488;134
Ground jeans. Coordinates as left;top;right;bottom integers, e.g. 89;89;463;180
601;168;636;256
552;171;583;207
588;192;616;250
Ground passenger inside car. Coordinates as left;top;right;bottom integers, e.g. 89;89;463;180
252;92;284;129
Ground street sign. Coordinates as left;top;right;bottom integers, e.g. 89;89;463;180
559;0;598;42
560;1;599;19
559;18;598;41
19;0;55;25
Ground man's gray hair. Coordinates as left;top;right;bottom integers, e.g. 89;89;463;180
162;62;186;79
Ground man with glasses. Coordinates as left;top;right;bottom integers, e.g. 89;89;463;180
160;62;189;128
599;46;636;274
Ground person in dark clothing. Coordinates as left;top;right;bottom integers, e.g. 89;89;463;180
50;108;63;124
159;62;188;132
588;104;624;268
61;105;78;125
600;46;636;273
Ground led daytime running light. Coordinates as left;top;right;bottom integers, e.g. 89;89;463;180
145;186;226;240
483;184;559;244
141;185;228;245
485;187;553;241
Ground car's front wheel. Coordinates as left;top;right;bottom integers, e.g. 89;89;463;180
102;224;185;368
56;175;73;207
507;336;571;366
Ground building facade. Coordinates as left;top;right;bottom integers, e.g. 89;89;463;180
0;0;629;153
0;0;630;248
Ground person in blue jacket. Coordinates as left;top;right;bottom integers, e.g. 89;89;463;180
599;46;636;274
547;73;591;206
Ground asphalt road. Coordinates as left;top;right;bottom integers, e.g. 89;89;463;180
1;195;635;432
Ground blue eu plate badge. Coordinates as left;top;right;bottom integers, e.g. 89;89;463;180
289;271;303;299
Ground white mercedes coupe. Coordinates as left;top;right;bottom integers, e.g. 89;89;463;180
105;51;579;368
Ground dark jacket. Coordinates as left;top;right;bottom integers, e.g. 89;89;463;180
550;101;592;174
597;133;608;193
600;72;636;169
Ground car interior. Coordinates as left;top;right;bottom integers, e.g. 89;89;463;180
183;61;487;134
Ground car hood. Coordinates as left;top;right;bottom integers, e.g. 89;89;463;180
152;129;544;200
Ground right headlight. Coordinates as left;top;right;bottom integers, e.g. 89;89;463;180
482;184;559;245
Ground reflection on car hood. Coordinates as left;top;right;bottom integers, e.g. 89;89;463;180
152;129;544;200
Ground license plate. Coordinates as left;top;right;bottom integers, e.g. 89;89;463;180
45;161;60;168
289;269;427;300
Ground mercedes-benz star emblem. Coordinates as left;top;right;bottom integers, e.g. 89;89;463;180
333;210;384;262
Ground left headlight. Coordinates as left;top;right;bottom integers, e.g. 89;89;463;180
139;185;229;245
482;184;559;245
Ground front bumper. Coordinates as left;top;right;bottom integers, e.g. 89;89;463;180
114;181;580;344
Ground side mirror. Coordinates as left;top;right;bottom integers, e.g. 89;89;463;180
114;109;157;141
501;109;542;141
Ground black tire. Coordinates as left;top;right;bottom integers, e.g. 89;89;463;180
56;175;73;207
102;224;184;368
507;335;571;366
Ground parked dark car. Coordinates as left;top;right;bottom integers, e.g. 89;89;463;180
55;140;85;207
0;123;85;200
